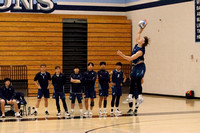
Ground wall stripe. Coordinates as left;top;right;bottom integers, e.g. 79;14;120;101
0;0;193;13
125;0;193;11
55;0;192;12
55;0;193;12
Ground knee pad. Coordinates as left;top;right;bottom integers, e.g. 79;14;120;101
90;101;94;107
78;99;82;104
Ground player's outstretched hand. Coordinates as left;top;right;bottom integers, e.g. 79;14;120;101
144;19;148;28
117;50;123;56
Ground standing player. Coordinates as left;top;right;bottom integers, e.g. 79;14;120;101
98;62;110;116
83;62;97;116
0;78;21;118
33;64;51;115
110;62;126;115
52;66;69;116
117;20;149;115
69;66;83;116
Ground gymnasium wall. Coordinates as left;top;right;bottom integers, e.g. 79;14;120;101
0;13;131;96
126;1;200;97
0;0;197;97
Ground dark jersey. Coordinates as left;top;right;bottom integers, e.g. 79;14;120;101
52;73;66;93
83;70;97;90
98;69;110;90
132;44;145;64
34;72;51;90
70;73;82;93
0;85;15;100
112;70;124;87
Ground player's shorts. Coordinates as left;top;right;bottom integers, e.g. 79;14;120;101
53;92;66;100
84;90;96;98
111;86;122;96
70;93;83;101
99;89;109;97
98;84;109;97
37;89;50;99
131;63;146;78
2;99;14;105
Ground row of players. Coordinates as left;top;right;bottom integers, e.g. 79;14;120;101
33;62;127;117
0;62;141;118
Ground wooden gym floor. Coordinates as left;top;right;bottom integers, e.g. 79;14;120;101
0;95;199;133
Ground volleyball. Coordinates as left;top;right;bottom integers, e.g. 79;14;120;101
138;20;146;29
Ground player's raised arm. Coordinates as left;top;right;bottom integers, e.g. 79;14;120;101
136;19;147;43
117;50;143;62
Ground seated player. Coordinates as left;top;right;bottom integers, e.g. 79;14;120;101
83;62;97;116
69;66;83;116
0;78;21;118
98;62;110;116
52;66;69;116
110;62;126;115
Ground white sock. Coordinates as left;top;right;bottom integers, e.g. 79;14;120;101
80;109;83;113
103;108;106;111
128;94;133;98
138;95;143;99
99;108;102;111
45;107;48;112
71;109;74;112
35;108;38;111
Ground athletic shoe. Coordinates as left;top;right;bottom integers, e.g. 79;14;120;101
56;112;61;116
110;111;114;116
32;111;37;116
65;111;70;116
103;110;107;115
15;113;22;118
45;111;50;115
99;110;103;116
70;110;74;116
133;109;138;116
127;109;133;114
84;111;89;116
135;97;144;108
1;114;5;118
16;115;22;118
122;96;133;104
80;111;83;116
89;111;93;116
115;110;122;115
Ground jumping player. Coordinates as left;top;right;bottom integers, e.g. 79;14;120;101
33;64;51;116
98;62;110;116
52;66;69;116
69;66;83;116
83;62;97;116
117;20;149;115
110;62;126;115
